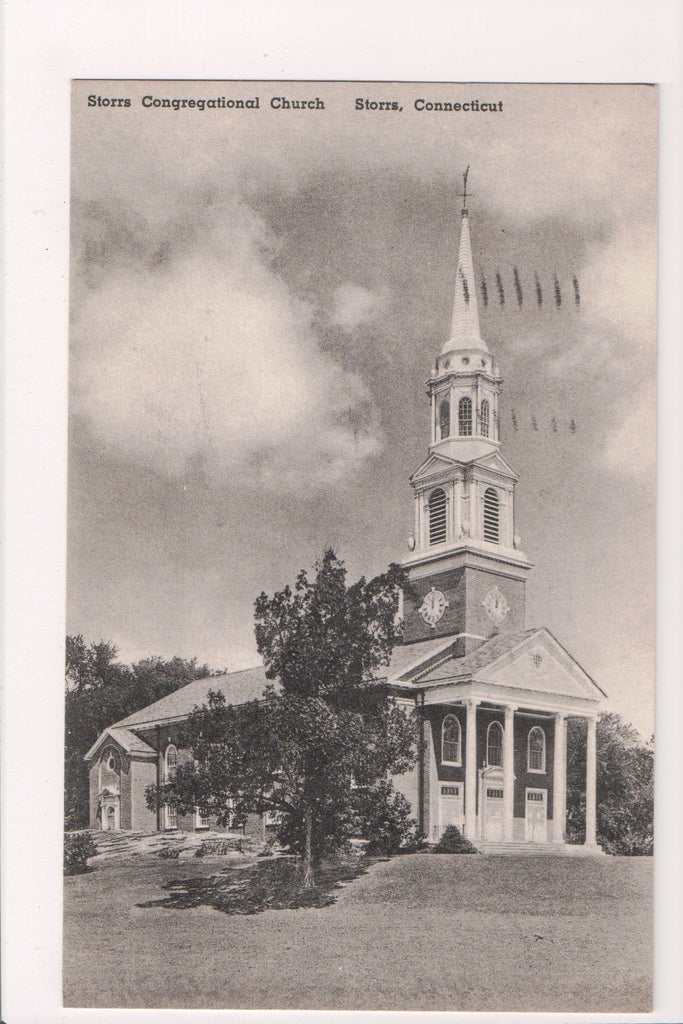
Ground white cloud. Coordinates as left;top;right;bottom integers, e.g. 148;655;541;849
580;221;657;353
72;201;382;488
601;377;656;480
330;283;389;330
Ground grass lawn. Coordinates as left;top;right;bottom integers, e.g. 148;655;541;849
63;852;652;1012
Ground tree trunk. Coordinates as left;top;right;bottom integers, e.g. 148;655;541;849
302;797;315;888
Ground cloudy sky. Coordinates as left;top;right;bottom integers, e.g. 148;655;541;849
68;82;657;737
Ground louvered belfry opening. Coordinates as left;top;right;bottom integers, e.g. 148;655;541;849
429;488;447;545
483;487;500;542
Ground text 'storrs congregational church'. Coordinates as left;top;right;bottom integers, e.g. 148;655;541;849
86;184;606;853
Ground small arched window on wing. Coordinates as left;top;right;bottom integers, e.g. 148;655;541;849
165;744;178;782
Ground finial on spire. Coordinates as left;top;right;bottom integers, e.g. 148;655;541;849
458;166;472;215
442;167;488;354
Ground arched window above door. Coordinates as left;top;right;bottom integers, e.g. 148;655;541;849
528;727;546;772
487;721;503;767
442;714;461;765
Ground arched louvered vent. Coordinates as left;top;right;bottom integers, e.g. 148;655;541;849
458;396;472;436
480;398;490;438
483;488;500;542
429;488;447;545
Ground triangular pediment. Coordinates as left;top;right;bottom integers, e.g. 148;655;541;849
474;451;519;480
410;452;458;484
84;725;156;763
414;627;605;704
476;629;604;701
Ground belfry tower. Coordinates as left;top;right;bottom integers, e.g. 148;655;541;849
402;174;533;648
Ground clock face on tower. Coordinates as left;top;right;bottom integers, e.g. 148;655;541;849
483;586;510;626
419;587;449;627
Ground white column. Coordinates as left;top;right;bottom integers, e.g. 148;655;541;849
464;699;479;841
585;716;597;846
430;391;436;444
503;705;515;841
553;713;566;843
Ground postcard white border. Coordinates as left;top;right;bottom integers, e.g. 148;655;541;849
3;2;682;1023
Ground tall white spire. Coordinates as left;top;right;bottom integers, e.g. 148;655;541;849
442;170;488;354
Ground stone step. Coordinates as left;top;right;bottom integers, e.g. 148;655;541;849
477;841;567;856
477;840;605;856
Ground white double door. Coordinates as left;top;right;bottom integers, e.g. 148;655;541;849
525;788;548;842
439;784;463;835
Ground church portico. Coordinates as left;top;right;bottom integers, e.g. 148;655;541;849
416;690;599;851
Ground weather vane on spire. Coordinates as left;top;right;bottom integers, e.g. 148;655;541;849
458;166;472;212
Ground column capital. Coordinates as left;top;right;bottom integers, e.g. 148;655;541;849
554;710;566;721
504;703;517;716
465;698;480;712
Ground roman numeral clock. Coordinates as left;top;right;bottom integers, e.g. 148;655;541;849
419;587;449;626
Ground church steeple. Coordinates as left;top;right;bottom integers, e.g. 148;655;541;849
444;169;488;354
401;174;533;648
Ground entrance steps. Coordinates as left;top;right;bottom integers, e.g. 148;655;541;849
477;839;605;856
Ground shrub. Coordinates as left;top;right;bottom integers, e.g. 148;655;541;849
353;781;416;856
400;831;429;854
431;825;478;854
64;831;97;875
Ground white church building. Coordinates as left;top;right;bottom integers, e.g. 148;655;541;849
86;192;605;853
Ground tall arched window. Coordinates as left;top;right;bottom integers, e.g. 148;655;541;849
483;488;500;543
480;398;490;438
165;744;178;782
487;721;503;766
438;399;450;440
458;396;473;436
442;714;461;765
528;727;546;772
428;488;447;545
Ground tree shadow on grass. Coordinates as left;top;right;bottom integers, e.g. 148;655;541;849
138;854;378;915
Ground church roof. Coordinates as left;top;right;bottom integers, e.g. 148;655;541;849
384;635;461;683
413;626;606;702
431;628;539;677
84;725;157;762
114;665;271;729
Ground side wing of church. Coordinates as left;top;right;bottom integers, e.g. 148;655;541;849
84;187;605;853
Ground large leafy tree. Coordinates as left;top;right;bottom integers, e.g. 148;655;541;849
153;550;417;886
566;712;653;855
65;637;211;828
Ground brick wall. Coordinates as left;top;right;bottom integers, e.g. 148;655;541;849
513;716;555;819
130;759;158;831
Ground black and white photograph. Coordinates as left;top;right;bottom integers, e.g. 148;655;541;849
57;80;658;1012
